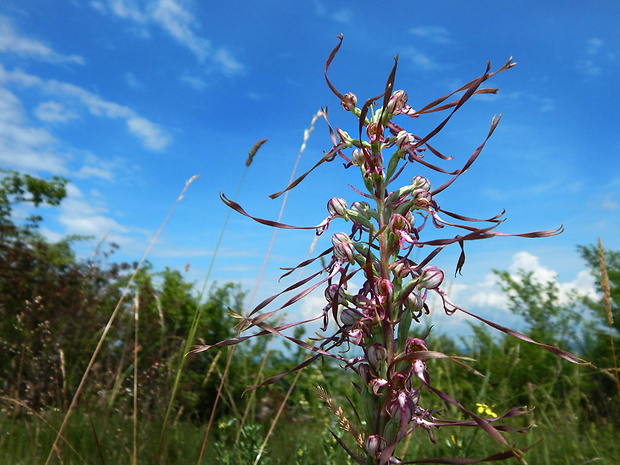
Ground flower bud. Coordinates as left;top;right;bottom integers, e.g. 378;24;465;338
327;197;348;218
396;130;415;150
391;261;410;280
418;265;444;289
331;232;350;246
351;148;364;167
340;307;362;326
375;278;394;301
358;363;373;385
367;343;388;367
341;92;357;111
333;241;356;263
364;435;387;458
405;291;425;313
325;284;346;305
411;175;431;192
350;201;370;218
337;128;352;146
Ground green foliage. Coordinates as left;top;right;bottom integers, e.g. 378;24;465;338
0;170;68;236
1;169;618;463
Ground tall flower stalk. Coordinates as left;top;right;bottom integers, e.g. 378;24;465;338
192;35;587;464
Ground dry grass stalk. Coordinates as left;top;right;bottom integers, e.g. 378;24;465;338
316;385;364;448
597;238;620;403
45;175;200;465
162;139;267;460
197;112;322;464
133;292;139;465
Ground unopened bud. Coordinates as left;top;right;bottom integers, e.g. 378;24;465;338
337;128;352;146
331;232;350;245
396;130;415;150
418;265;444;289
411;175;431;191
350;201;370;218
364;434;387;458
375;278;394;300
351;148;364;167
327;197;348;218
391;261;410;280
405;291;424;312
333;241;356;263
325;284;346;305
367;343;388;367
340;307;362;326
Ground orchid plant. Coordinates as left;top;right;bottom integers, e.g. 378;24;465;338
192;35;586;465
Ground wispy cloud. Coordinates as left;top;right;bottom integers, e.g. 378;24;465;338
410;26;452;44
127;116;169;151
312;0;352;23
51;183;140;247
180;73;207;91
0;15;84;64
0;87;66;174
94;0;244;75
0;65;171;151
0;86;122;182
35;101;79;123
577;37;605;77
401;47;442;71
125;71;143;90
599;192;619;211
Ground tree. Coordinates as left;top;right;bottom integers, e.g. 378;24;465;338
0;169;67;238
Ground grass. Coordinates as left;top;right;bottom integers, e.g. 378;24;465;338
2;114;618;464
3;366;619;465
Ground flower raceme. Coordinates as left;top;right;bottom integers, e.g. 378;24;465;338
192;35;589;465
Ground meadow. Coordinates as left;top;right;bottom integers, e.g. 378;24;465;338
1;44;619;464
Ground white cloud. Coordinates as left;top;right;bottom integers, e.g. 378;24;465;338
402;47;441;71
0;64;171;151
587;38;604;55
0;87;67;174
577;38;607;77
599;192;619;211
57;183;130;238
212;48;244;75
180;73;207;91
577;58;602;77
151;0;212;59
125;72;143;90
94;0;244;74
127;117;170;151
35;101;79;123
0;15;84;64
410;26;452;44
312;0;352;23
458;251;596;313
107;0;148;23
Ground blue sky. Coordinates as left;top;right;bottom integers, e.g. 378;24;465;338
1;0;619;340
